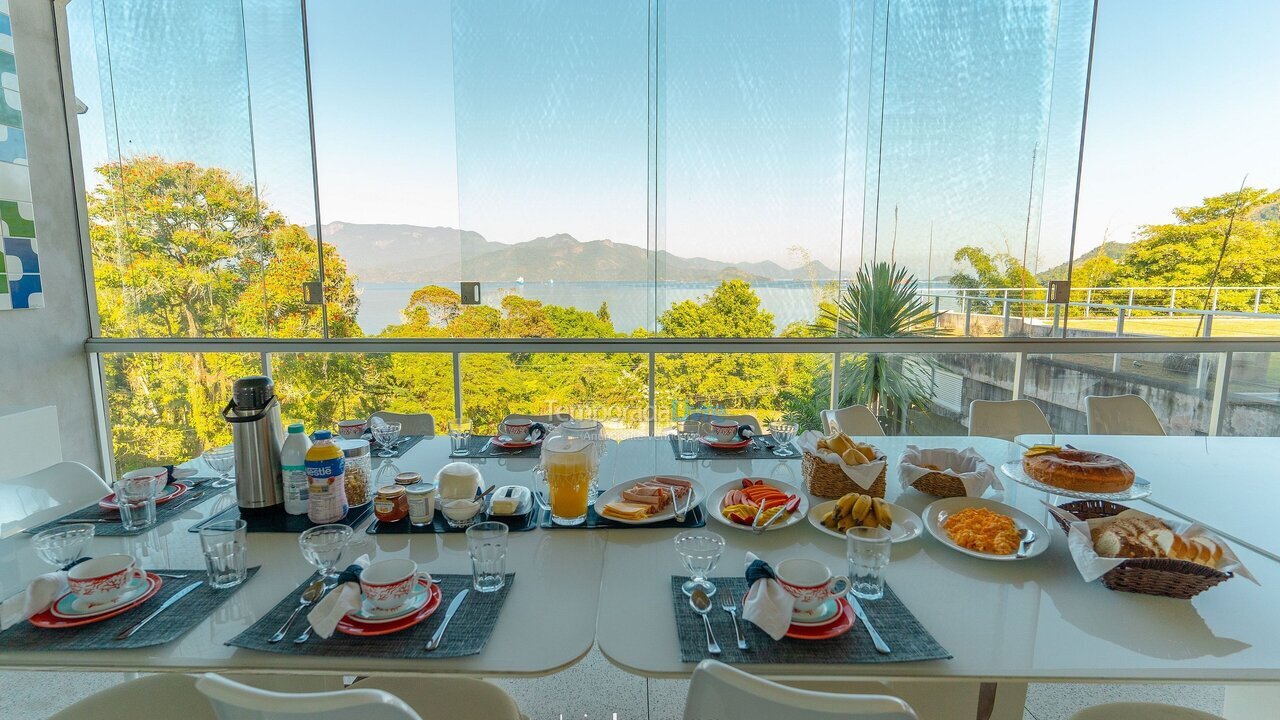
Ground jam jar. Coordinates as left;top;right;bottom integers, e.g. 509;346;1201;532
373;485;409;523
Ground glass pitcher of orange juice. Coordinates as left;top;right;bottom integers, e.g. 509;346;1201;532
534;435;597;526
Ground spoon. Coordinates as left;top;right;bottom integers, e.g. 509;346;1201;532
269;580;325;643
475;484;497;500
1016;528;1037;559
689;588;721;655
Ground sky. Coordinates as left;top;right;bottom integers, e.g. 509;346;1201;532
67;0;1280;278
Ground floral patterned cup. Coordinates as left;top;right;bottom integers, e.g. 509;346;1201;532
359;558;430;611
67;554;146;606
774;558;850;615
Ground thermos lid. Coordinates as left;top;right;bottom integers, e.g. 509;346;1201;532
232;376;275;410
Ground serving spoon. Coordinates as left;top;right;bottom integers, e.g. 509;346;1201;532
1016;528;1037;558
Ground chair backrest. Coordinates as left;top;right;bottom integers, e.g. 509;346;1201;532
368;411;436;437
821;406;885;436
48;673;215;720
1085;394;1166;436
196;674;422;720
501;413;572;427
683;413;762;434
683;660;918;720
968;399;1053;442
1069;702;1225;720
0;461;112;537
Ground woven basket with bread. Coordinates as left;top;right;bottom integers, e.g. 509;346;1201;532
1053;501;1233;599
797;430;886;499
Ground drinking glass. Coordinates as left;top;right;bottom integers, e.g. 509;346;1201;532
372;421;402;458
449;418;473;456
298;524;353;579
199;519;248;589
846;526;891;600
674;530;725;597
677;430;699;460
32;524;94;569
202;445;236;489
768;421;797;457
115;475;162;532
466;521;509;593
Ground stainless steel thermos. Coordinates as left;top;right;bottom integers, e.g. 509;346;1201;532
222;375;285;512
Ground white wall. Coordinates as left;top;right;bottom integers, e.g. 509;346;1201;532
0;0;102;473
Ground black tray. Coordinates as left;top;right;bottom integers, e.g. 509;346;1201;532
190;503;372;534
366;506;538;534
537;497;707;530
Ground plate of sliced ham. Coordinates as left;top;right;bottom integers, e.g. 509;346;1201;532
594;475;703;524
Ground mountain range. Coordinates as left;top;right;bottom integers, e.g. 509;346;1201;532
308;222;836;284
1038;240;1132;282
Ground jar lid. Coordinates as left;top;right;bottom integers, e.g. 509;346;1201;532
405;484;434;495
335;438;371;457
376;485;406;498
394;472;421;486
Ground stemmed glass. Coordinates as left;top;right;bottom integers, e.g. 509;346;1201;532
32;524;95;569
371;421;402;458
768;421;797;457
674;530;725;597
202;445;236;489
298;524;354;580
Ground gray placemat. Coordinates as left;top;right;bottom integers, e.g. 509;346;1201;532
227;573;513;659
0;568;258;650
670;576;950;664
667;434;799;461
451;435;542;459
368;434;427;459
24;484;234;536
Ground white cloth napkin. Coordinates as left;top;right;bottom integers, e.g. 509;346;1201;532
796;430;886;491
305;554;370;639
741;552;795;641
897;445;1001;497
18;570;71;619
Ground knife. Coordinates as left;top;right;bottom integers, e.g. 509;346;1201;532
425;588;469;651
478;438;494;455
165;491;205;512
846;593;891;654
116;581;203;640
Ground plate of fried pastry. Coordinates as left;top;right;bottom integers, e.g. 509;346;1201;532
1000;444;1151;501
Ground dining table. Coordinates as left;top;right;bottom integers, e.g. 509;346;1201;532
1016;434;1280;562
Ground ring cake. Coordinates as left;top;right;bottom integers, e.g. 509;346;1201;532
1022;444;1135;493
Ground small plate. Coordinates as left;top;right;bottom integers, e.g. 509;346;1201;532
170;467;199;480
349;578;432;624
52;574;157;618
31;573;163;628
98;482;188;511
492;436;542;449
593;476;704;525
786;597;855;640
699;436;751;450
923;497;1051;561
999;462;1152;501
790;597;840;626
337;582;442;637
707;478;808;532
807;500;923;543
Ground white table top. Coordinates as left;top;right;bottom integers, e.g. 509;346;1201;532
1016;434;1280;561
597;436;1280;683
0;439;604;677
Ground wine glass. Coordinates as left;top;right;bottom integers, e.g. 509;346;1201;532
298;524;354;580
371;421;402;458
32;524;95;569
768;421;797;457
203;445;236;488
674;530;725;597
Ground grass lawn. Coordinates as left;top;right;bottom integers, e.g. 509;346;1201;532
1066;316;1280;338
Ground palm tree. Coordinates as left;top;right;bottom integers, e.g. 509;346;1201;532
812;262;943;426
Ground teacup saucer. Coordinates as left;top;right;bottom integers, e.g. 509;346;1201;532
790;598;840;626
51;573;160;619
493;435;540;449
350;578;430;624
699;436;750;449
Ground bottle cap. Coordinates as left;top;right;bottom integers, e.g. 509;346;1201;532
313;430;333;440
288;423;305;433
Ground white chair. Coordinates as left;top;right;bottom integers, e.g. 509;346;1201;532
968;399;1053;443
1069;703;1224;720
1085;394;1166;435
48;674;216;720
683;660;917;720
821;405;885;436
196;673;525;720
0;461;112;537
683;413;762;434
368;411;436;436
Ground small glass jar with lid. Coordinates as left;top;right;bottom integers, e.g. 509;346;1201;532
374;485;409;523
334;439;373;507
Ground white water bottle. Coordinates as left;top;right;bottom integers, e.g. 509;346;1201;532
280;423;312;515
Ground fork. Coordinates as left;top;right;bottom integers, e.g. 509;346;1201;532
720;598;748;650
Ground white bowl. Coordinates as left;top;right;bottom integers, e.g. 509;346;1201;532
440;498;483;522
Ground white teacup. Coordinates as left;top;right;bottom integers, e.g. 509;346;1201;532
707;419;739;442
337;419;367;439
359;558;431;611
498;420;532;442
774;558;851;615
67;554;146;606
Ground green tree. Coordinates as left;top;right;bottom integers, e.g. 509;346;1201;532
950;245;1037;313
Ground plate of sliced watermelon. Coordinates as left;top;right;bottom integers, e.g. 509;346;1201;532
707;477;808;532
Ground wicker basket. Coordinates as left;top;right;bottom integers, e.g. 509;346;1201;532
908;471;968;498
802;449;886;499
1053;500;1232;599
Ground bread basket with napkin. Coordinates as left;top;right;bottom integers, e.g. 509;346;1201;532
796;430;886;499
898;445;1000;498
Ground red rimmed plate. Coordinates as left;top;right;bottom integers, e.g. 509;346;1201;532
699;436;751;450
337;580;442;637
784;597;855;641
492;436;542;449
29;573;163;629
98;482;188;511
